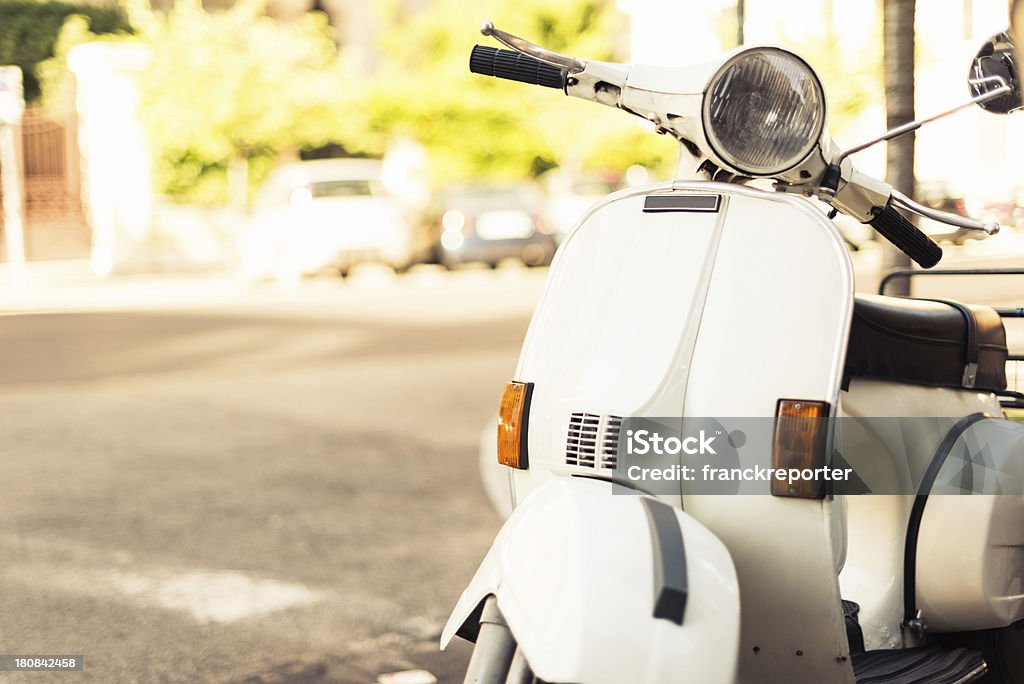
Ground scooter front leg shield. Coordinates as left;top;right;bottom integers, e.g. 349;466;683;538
441;477;740;684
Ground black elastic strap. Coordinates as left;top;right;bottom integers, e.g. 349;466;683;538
920;298;979;388
903;412;988;626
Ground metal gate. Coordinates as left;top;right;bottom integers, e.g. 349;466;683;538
0;105;89;260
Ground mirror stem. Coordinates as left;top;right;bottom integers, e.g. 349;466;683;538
833;82;1012;168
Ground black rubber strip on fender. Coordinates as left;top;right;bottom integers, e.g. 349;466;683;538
640;497;688;625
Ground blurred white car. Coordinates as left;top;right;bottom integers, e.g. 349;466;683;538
540;169;630;242
238;159;424;280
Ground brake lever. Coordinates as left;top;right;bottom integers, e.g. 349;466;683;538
481;21;586;73
890;190;1000;235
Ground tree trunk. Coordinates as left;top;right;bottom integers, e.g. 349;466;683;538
736;0;745;46
1013;0;1024;71
227;156;249;212
881;0;916;295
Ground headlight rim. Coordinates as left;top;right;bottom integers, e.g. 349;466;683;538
701;46;827;177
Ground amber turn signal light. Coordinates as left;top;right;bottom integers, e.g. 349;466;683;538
772;398;829;499
497;381;534;469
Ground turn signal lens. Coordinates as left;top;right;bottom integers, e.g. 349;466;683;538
497;381;533;469
772;399;829;499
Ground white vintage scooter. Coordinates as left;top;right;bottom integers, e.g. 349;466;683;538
444;23;1024;684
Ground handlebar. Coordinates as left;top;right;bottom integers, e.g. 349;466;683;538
869;201;943;269
469;45;567;89
467;21;986;270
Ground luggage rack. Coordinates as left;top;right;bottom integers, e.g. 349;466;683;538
878;268;1024;410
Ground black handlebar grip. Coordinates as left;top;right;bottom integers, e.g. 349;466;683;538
469;45;567;90
869;202;943;269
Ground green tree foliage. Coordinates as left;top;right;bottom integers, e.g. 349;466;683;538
0;0;129;101
710;5;881;137
131;0;370;204
26;0;895;205
781;29;882;139
37;14;135;114
40;0;677;202
368;0;677;184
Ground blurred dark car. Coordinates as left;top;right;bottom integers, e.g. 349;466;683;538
430;185;557;268
916;181;985;245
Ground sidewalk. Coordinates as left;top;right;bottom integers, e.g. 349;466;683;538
0;260;248;314
0;259;550;324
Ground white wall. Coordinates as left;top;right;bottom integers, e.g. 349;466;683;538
68;42;153;275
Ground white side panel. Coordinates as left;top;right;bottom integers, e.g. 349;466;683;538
513;183;727;501
918;492;1024;631
681;188;856;683
838;378;1003;648
917;417;1024;632
441;478;740;684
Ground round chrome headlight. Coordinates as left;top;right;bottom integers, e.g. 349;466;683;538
702;48;825;176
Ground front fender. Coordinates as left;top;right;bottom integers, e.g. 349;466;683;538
441;477;740;684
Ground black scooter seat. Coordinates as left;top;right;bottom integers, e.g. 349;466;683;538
845;294;1008;392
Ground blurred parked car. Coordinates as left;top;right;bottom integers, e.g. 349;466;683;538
238;159;430;280
430;185;556;268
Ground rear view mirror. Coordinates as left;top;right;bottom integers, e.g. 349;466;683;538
969;30;1022;114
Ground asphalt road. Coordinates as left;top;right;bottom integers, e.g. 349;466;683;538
2;241;1024;684
0;268;547;683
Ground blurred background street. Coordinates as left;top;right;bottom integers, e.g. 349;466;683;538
0;266;546;683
